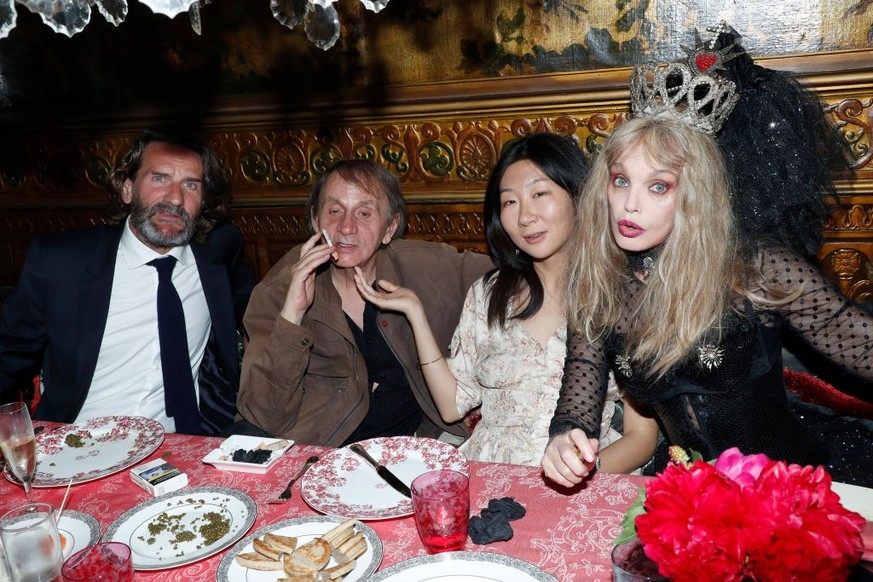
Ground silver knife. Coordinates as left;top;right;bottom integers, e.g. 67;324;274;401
348;443;412;498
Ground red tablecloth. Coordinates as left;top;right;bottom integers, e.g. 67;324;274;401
0;424;648;581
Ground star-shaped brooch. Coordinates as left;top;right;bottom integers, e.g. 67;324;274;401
616;355;633;377
697;344;724;370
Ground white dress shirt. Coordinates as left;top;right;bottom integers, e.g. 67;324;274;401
76;220;211;432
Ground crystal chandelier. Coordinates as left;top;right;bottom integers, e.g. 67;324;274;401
0;0;392;50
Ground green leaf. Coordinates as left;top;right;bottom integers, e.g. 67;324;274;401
613;486;646;545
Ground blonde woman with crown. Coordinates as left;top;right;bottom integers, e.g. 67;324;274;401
542;25;873;488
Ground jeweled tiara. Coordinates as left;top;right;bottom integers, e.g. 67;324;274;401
630;22;741;135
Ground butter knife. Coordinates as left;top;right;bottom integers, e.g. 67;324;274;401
348;443;412;498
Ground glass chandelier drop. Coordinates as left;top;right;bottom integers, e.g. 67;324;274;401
0;0;391;49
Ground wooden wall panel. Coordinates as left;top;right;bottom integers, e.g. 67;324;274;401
1;50;872;299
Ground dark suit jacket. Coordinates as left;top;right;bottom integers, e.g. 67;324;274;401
0;221;254;435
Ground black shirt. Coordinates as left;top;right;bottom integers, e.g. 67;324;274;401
342;302;424;445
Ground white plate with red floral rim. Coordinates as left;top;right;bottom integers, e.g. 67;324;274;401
301;436;468;520
3;416;164;487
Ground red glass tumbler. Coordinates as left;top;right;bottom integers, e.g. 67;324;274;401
411;469;470;554
62;542;133;582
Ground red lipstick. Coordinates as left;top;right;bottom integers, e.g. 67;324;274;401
617;220;644;238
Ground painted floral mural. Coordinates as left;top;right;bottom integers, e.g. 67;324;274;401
0;0;870;109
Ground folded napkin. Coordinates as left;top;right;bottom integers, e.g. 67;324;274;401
468;497;526;544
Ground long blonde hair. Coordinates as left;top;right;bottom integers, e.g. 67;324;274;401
567;117;743;379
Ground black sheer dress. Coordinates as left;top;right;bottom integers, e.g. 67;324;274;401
550;245;873;486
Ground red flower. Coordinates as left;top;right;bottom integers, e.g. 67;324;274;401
742;463;865;581
636;461;748;582
624;449;865;582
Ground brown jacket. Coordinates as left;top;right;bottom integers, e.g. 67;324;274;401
237;239;493;446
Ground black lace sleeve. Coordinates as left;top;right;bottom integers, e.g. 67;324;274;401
758;246;873;381
549;328;611;439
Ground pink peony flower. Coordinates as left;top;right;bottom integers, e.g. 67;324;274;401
713;446;770;490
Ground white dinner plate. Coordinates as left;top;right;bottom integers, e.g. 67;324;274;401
301;436;468;520
216;515;383;581
103;486;257;570
57;510;101;560
4;416;165;488
369;551;558;581
202;435;294;474
831;481;873;520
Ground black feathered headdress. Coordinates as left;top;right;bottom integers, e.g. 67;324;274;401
711;24;851;257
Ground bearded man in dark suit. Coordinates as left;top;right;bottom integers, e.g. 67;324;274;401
0;129;254;435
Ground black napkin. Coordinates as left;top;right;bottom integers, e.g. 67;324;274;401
468;497;526;544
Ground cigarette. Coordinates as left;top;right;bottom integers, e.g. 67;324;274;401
321;228;339;261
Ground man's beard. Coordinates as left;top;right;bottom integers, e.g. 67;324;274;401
129;198;200;249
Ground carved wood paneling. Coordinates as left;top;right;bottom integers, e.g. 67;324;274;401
819;244;873;303
0;50;872;296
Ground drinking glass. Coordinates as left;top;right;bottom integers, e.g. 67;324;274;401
0;502;64;582
0;402;37;501
62;542;133;582
411;469;470;554
611;537;668;581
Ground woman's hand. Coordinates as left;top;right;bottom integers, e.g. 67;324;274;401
353;267;424;319
280;232;334;325
541;429;599;487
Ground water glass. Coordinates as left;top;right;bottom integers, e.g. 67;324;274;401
611;537;668;581
411;469;470;554
0;402;37;501
62;542;133;582
0;502;63;582
0;539;12;581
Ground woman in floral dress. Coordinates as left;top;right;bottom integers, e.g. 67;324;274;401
355;132;659;470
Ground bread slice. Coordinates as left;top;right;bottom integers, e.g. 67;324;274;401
282;553;320;577
295;538;331;570
264;532;298;555
321;519;357;546
234;551;283;571
253;536;283;561
334;532;366;560
260;439;291;451
283;537;332;577
323;559;357;579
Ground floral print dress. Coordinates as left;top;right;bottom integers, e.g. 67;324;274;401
449;276;622;466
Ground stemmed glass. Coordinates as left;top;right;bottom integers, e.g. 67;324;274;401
0;402;37;500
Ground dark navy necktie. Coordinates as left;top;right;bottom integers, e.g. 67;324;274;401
148;257;200;434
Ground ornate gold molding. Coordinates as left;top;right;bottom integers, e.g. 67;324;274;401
819;245;873;303
1;50;873;295
1;50;872;208
828;203;873;232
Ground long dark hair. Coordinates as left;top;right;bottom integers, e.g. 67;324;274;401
483;132;588;327
106;129;231;242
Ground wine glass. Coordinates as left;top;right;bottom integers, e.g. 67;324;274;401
0;402;37;500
